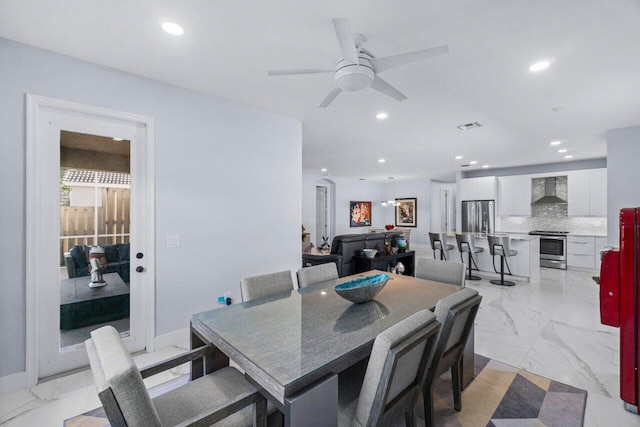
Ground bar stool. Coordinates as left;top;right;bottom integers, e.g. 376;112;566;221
488;235;517;286
428;232;454;260
455;233;483;281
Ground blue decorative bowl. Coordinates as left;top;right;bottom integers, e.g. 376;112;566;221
396;238;407;248
334;274;390;304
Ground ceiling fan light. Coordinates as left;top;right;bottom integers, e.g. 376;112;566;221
336;72;373;91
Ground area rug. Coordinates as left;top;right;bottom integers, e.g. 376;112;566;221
64;354;587;426
429;354;587;426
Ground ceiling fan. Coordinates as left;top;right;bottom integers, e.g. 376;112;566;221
267;17;449;108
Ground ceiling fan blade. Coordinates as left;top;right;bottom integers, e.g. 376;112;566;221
332;17;359;65
268;69;334;76
371;45;449;73
370;76;407;101
319;87;342;108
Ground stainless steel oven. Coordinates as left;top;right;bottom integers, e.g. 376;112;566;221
529;230;568;269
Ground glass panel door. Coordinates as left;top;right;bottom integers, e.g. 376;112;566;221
59;131;131;351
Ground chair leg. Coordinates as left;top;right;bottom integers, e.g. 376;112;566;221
423;385;435;427
465;251;482;280
490;255;515;286
405;407;417;427
254;395;267;427
433;249;437;260
451;360;463;412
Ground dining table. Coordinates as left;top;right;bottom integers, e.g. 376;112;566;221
190;270;474;427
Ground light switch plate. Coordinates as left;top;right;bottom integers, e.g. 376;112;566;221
167;235;180;248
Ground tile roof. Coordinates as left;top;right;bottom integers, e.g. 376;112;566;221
62;169;130;185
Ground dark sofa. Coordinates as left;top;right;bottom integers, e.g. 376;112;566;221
302;232;402;277
64;243;130;283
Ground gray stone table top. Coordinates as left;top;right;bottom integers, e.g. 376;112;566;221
191;271;459;405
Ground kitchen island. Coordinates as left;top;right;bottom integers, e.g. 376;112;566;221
444;233;540;282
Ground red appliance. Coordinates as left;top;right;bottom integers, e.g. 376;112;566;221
600;207;640;414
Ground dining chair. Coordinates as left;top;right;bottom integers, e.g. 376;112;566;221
241;270;294;302
296;262;339;288
337;309;440;426
422;288;482;427
415;257;466;287
85;325;267;427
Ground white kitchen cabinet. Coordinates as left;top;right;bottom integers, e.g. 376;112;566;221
497;177;515;215
567;235;595;270
460;176;497;201
568;169;607;216
595;236;609;271
497;175;531;216
568;170;590;216
589;170;607;217
513;175;532;216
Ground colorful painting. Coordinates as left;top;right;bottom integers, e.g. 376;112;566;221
395;198;417;227
350;201;372;227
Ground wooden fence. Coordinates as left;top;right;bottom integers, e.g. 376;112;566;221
60;188;130;264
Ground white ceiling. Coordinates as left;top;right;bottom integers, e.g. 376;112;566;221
2;0;639;182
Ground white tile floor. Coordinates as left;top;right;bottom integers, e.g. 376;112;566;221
1;268;638;426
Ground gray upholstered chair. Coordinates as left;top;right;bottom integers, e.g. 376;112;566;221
296;263;339;288
85;325;267;427
241;270;294;302
488;235;518;286
337;309;440;426
428;232;454;261
422;288;482;427
415;257;466;287
455;233;484;281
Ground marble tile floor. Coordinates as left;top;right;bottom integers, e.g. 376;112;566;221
1;268;638;426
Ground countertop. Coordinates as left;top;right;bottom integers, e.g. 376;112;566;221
443;232;538;241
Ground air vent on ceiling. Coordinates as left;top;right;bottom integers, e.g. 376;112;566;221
460;164;470;167
457;122;482;131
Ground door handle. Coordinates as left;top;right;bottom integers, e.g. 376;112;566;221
136;266;144;273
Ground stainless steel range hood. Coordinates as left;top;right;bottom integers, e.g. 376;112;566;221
531;177;567;205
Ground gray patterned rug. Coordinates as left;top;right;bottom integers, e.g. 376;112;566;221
64;354;587;426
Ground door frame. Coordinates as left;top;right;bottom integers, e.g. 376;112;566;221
25;94;155;385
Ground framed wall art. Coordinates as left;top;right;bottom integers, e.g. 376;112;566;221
395;198;417;227
350;201;372;227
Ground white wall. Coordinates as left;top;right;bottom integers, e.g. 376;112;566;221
0;38;301;378
606;125;640;245
302;174;432;246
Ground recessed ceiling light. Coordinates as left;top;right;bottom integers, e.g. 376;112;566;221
112;137;124;141
482;165;489;168
321;168;327;172
469;160;478;165
558;149;567;153
529;59;553;72
378;159;386;163
564;155;573;159
550;141;562;146
376;112;388;119
455;155;463;160
161;20;185;36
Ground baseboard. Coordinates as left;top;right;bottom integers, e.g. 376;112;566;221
0;371;28;396
154;327;189;350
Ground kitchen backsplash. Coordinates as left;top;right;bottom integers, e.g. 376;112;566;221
499;203;607;235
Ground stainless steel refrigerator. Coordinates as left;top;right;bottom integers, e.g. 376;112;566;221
461;200;495;234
